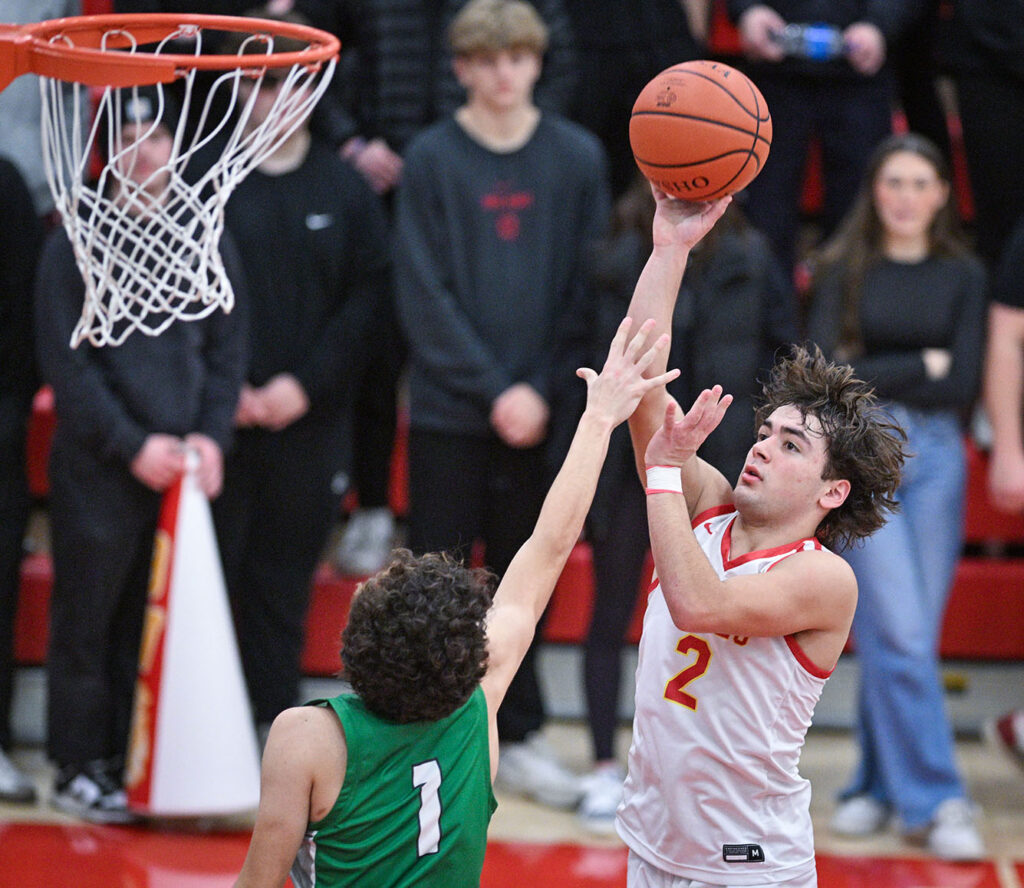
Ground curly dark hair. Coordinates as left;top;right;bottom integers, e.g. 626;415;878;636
754;345;908;551
340;549;495;723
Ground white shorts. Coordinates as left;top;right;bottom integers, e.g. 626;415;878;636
627;850;818;888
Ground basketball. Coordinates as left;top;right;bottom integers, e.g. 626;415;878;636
629;60;772;201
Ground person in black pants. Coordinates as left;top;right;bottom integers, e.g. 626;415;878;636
213;7;390;735
323;0;580;576
981;214;1024;774
0;157;43;804
724;0;920;276
35;88;247;823
942;0;1024;269
394;0;609;808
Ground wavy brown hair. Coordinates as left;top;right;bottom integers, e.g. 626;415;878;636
341;550;495;723
755;345;908;551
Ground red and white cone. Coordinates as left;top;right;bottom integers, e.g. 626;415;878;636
125;454;261;816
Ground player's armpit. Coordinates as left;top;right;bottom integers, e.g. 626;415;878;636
233;708;338;888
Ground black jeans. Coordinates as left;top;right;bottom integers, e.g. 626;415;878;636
0;409;31;750
407;428;550;742
585;472;648;762
952;68;1024;266
46;441;160;767
736;70;894;273
214;418;343;725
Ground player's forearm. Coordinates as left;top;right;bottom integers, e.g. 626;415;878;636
646;488;725;629
533;410;615;562
485;410;618;688
626;244;690;373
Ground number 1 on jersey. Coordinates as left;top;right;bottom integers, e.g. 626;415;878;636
412;759;442;857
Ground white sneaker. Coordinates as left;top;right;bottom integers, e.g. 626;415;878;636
496;732;584;809
577;763;625;835
830;794;889;837
924;798;985;861
333;507;395;577
0;747;37;804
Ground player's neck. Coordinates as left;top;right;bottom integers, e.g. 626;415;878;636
730;510;821;557
257;126;311;175
455;102;540;153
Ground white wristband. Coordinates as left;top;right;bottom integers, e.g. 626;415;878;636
645;465;683;495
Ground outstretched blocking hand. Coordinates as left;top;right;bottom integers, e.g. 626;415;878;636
645;386;733;468
577;317;681;427
650;187;731;251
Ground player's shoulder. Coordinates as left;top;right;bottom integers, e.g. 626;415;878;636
274;701;339;732
270;703;347;757
775;545;856;591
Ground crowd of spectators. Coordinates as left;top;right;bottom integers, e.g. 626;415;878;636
0;0;1021;851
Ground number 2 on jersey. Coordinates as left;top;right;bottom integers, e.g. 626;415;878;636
664;634;712;710
412;759;442;857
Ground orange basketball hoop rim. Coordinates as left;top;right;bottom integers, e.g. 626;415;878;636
0;13;340;92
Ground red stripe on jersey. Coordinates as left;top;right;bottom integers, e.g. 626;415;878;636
721;518;821;572
690;503;735;529
785;634;834;679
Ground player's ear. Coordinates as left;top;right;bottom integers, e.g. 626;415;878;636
820;479;850;511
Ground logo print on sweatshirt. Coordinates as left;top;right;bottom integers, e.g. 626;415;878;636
480;182;533;242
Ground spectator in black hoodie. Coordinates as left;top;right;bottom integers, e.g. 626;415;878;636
35;87;247;823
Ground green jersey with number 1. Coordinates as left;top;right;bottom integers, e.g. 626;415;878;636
289;685;497;888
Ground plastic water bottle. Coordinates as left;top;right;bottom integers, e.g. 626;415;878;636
773;23;845;61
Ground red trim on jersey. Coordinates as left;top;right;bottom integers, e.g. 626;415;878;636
690;503;735;529
785;634;834;679
721;517;822;572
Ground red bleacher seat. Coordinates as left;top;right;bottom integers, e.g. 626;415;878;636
17;427;1024;674
13;553;52;666
299;564;359;676
25;387;54;499
18;532;1024;678
941;558;1024;659
963;438;1024;546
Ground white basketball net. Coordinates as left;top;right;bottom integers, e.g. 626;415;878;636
38;22;336;347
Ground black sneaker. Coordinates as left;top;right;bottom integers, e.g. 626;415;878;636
51;759;136;824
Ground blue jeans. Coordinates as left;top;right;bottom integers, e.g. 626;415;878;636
840;405;968;830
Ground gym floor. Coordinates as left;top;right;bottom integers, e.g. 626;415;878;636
0;715;1022;887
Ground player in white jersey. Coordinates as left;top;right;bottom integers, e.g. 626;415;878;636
617;189;908;887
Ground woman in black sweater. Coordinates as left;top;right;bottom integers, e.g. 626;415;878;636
805;132;987;859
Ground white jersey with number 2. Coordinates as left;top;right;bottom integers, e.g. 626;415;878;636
616;505;832;886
